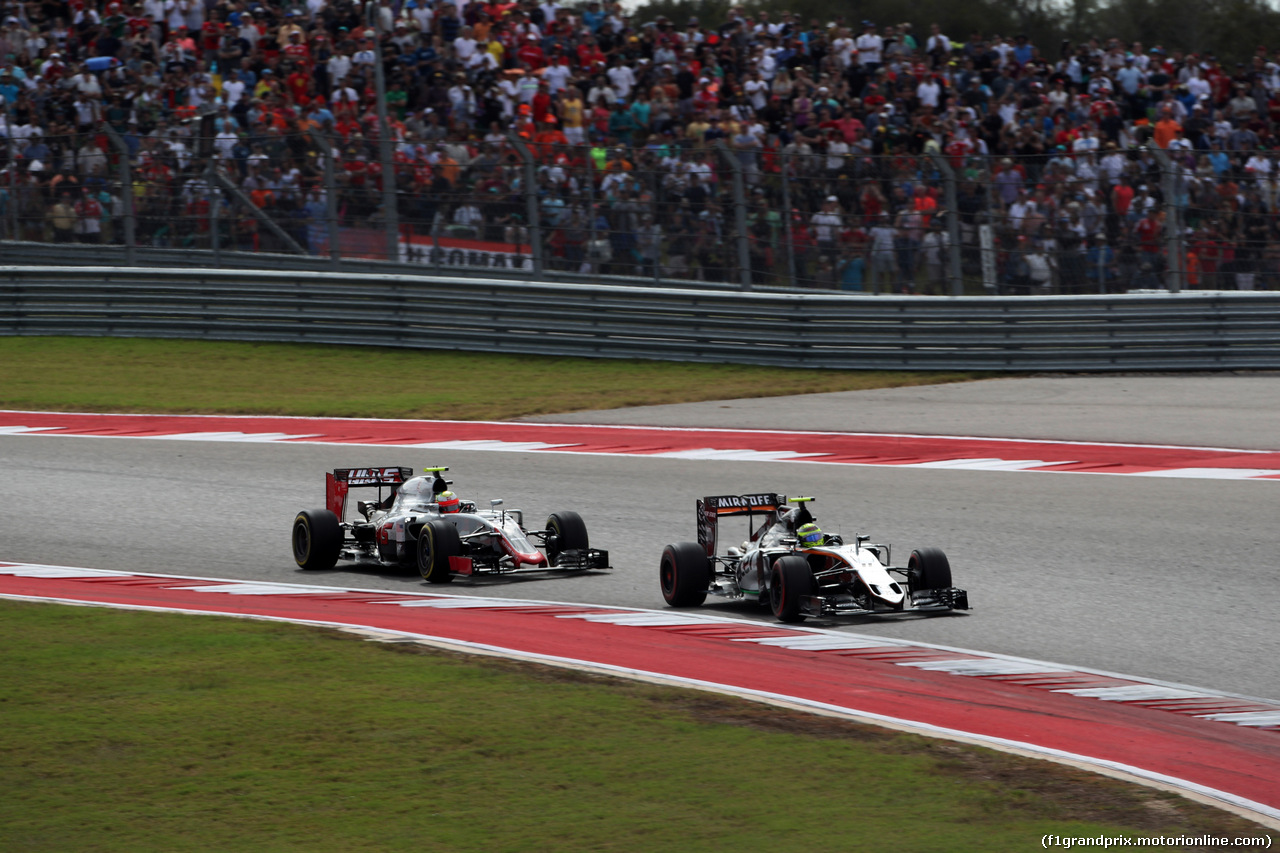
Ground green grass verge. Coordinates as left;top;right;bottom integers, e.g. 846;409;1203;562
0;337;982;421
1;600;1264;853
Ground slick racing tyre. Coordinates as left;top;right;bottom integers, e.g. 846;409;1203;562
418;519;462;584
545;511;589;566
659;542;710;607
908;548;952;592
293;509;342;571
769;555;814;623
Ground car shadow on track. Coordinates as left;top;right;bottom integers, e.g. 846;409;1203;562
690;599;970;628
293;566;613;588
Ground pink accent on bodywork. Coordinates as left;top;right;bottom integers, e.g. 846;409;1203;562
501;537;547;567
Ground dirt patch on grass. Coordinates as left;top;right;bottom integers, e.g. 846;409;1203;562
376;635;1273;838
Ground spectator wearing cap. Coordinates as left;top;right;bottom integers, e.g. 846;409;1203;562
810;195;843;255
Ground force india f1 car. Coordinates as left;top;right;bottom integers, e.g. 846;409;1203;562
660;493;969;623
292;466;609;582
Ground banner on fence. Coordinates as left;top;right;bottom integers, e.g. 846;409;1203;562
338;228;531;270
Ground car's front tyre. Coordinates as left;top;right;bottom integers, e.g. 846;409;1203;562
418;519;461;584
908;548;952;592
769;555;814;623
545;511;589;566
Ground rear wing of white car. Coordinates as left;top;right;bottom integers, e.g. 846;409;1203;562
696;493;786;559
326;466;415;518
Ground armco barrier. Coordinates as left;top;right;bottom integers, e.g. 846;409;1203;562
3;265;1280;371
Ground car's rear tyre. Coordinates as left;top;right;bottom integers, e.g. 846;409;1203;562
908;548;952;591
769;555;814;623
293;509;341;571
660;542;710;607
418;519;461;584
545;511;589;566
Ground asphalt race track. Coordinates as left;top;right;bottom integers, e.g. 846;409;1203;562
1;373;1278;703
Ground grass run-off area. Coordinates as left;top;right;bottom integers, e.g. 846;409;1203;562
1;600;1266;853
0;336;983;420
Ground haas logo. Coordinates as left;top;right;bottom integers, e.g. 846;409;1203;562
345;467;403;485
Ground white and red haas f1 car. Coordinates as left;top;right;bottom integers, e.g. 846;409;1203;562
292;466;609;582
660;493;969;623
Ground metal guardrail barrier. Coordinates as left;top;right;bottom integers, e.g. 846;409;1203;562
3;266;1279;371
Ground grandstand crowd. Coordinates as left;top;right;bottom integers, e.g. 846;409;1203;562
3;0;1279;290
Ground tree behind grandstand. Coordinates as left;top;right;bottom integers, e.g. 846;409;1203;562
631;0;1280;65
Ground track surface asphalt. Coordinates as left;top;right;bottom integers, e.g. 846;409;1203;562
1;374;1277;701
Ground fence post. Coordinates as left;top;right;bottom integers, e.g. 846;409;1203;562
367;6;400;263
506;132;542;277
781;148;797;288
101;122;136;265
715;140;751;291
317;131;341;269
206;164;221;266
4;101;18;242
585;153;597;275
929;153;964;296
1148;144;1183;293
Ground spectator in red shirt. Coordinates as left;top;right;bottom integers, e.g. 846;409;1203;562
576;35;605;71
1134;209;1162;259
516;34;546;70
200;15;224;63
531;80;553;124
1111;179;1135;218
282;32;311;70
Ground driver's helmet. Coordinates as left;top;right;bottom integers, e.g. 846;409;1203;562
797;522;824;548
436;490;461;513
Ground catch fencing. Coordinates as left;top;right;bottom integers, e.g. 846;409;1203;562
3;266;1279;371
12;123;1278;296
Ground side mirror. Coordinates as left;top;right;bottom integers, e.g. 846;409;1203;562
490;499;503;508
